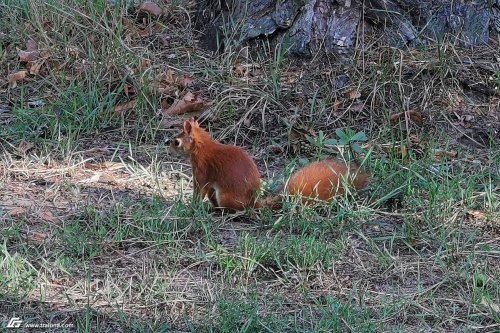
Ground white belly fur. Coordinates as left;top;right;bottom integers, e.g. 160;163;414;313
212;183;221;207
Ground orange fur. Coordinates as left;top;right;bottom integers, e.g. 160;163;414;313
171;117;261;211
267;159;369;208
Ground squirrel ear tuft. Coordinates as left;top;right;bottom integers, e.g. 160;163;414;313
189;116;199;127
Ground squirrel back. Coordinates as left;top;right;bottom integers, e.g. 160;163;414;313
170;117;261;211
266;159;369;208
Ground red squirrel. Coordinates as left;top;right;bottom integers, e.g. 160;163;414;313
170;117;261;211
266;159;369;208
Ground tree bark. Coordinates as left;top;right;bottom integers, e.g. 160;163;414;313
197;0;500;56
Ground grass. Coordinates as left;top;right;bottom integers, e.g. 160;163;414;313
1;0;500;332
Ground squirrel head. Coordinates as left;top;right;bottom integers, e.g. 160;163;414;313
170;117;201;154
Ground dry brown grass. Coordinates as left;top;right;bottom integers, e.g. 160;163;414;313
1;0;499;332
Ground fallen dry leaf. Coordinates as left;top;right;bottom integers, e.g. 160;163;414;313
124;84;136;97
123;18;152;38
27;61;43;75
460;114;475;128
38;210;59;224
157;70;195;91
345;88;361;99
18;49;40;62
9;207;26;216
333;99;341;111
39;50;50;59
139;1;163;16
28;231;47;241
434;149;457;161
26;39;38;51
43;21;53;32
408;111;423;125
179;75;194;89
268;145;284;155
162;91;207;116
155;82;176;94
8;70;28;88
139;58;150;71
381;144;409;162
84;162;107;171
98;173;118;185
111;99;138;114
390;110;423;125
18;40;42;62
234;60;247;76
467;210;486;219
164;69;177;84
17;140;34;155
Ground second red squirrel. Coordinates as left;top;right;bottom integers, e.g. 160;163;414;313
170;117;261;211
266;159;370;208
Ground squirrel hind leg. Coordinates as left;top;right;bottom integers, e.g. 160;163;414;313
216;192;247;211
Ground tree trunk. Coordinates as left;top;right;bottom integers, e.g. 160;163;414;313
197;0;500;56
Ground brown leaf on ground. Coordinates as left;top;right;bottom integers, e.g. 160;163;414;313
139;58;150;71
26;39;38;51
18;49;40;62
139;1;163;16
28;231;47;241
18;40;42;62
408;111;423;124
43;21;53;32
345;88;361;99
123;18;151;38
38;210;59;224
27;61;43;75
234;60;247;76
333;99;341;111
381;144;409;162
8;70;28;88
460;114;475;128
155;82;176;94
9;207;27;216
162;91;207;115
390;110;423;125
84;162;107;171
434;149;457;161
179;76;194;89
111;100;138;114
98;173;118;185
156;70;194;91
124;84;136;97
268;145;284;155
17;140;34;155
39;50;51;59
164;69;177;83
467;210;486;219
447;94;468;114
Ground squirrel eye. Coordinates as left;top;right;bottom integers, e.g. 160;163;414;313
174;139;181;147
